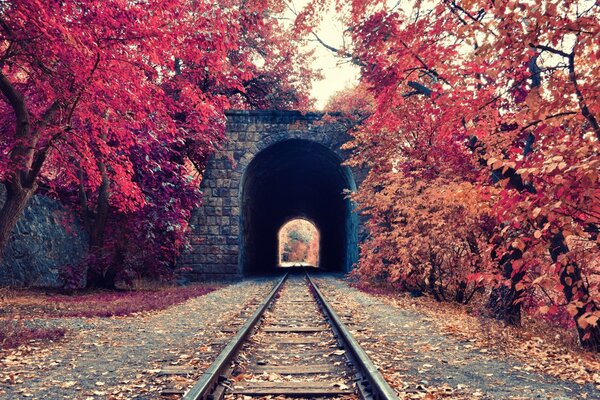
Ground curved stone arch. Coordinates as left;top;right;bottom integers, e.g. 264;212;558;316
179;110;363;280
236;128;349;176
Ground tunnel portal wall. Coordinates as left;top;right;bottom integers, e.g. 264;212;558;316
179;110;365;280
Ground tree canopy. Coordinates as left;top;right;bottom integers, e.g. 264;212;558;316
313;0;599;350
0;0;598;352
0;0;316;287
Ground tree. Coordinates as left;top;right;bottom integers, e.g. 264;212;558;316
0;0;316;287
0;0;183;255
312;0;600;350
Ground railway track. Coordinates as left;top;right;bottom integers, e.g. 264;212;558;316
182;270;398;400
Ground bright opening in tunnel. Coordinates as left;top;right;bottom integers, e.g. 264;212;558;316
240;139;358;275
278;218;319;268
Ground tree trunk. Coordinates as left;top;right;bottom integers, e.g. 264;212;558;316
427;250;443;301
79;160;114;289
428;265;441;301
86;265;118;290
550;232;600;352
487;247;525;326
86;160;110;250
0;179;36;256
455;280;467;303
0;73;58;258
487;283;522;325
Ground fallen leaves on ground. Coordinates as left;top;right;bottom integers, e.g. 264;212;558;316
0;283;220;350
0;281;278;399
316;277;598;399
0;283;221;320
355;281;600;389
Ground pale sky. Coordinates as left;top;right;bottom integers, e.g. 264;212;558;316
284;1;360;110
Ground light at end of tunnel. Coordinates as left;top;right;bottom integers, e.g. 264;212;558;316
278;218;320;268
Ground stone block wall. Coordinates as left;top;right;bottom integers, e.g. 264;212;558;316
179;110;363;280
0;185;88;287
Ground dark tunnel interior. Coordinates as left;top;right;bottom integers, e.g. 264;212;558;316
241;139;357;275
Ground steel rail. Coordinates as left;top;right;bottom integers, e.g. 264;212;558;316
183;272;289;400
305;272;400;400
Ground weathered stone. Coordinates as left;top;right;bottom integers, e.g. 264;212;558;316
0;185;88;287
178;110;365;281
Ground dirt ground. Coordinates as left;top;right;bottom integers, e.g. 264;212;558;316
1;274;599;399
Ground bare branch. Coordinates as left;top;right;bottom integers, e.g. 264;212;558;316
0;71;29;138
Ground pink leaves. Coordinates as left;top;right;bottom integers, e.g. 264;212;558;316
0;0;314;287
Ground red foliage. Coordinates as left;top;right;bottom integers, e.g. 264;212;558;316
2;284;217;319
314;0;600;350
0;323;65;350
0;284;216;349
37;285;217;318
0;1;317;287
325;84;374;116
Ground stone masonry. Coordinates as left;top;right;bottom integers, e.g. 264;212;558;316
0;185;88;287
179;110;362;280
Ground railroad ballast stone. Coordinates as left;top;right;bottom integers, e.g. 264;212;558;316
0;279;277;399
317;276;599;400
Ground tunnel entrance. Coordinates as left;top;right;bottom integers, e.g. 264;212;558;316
241;139;357;275
278;218;320;268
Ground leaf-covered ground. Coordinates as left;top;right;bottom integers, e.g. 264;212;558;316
317;276;600;399
0;279;276;398
2;275;600;399
0;284;220;350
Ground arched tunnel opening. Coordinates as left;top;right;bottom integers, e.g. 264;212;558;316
278;218;320;267
241;139;357;275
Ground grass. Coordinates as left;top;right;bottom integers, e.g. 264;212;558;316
0;283;219;349
0;322;66;350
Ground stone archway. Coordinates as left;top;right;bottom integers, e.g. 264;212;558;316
240;139;357;275
179;110;363;280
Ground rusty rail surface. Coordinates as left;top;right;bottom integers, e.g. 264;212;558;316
182;272;289;400
305;271;400;400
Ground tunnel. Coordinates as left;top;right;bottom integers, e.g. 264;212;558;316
240;139;358;275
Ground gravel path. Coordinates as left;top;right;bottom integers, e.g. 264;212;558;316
0;278;278;399
316;275;599;400
3;274;598;400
